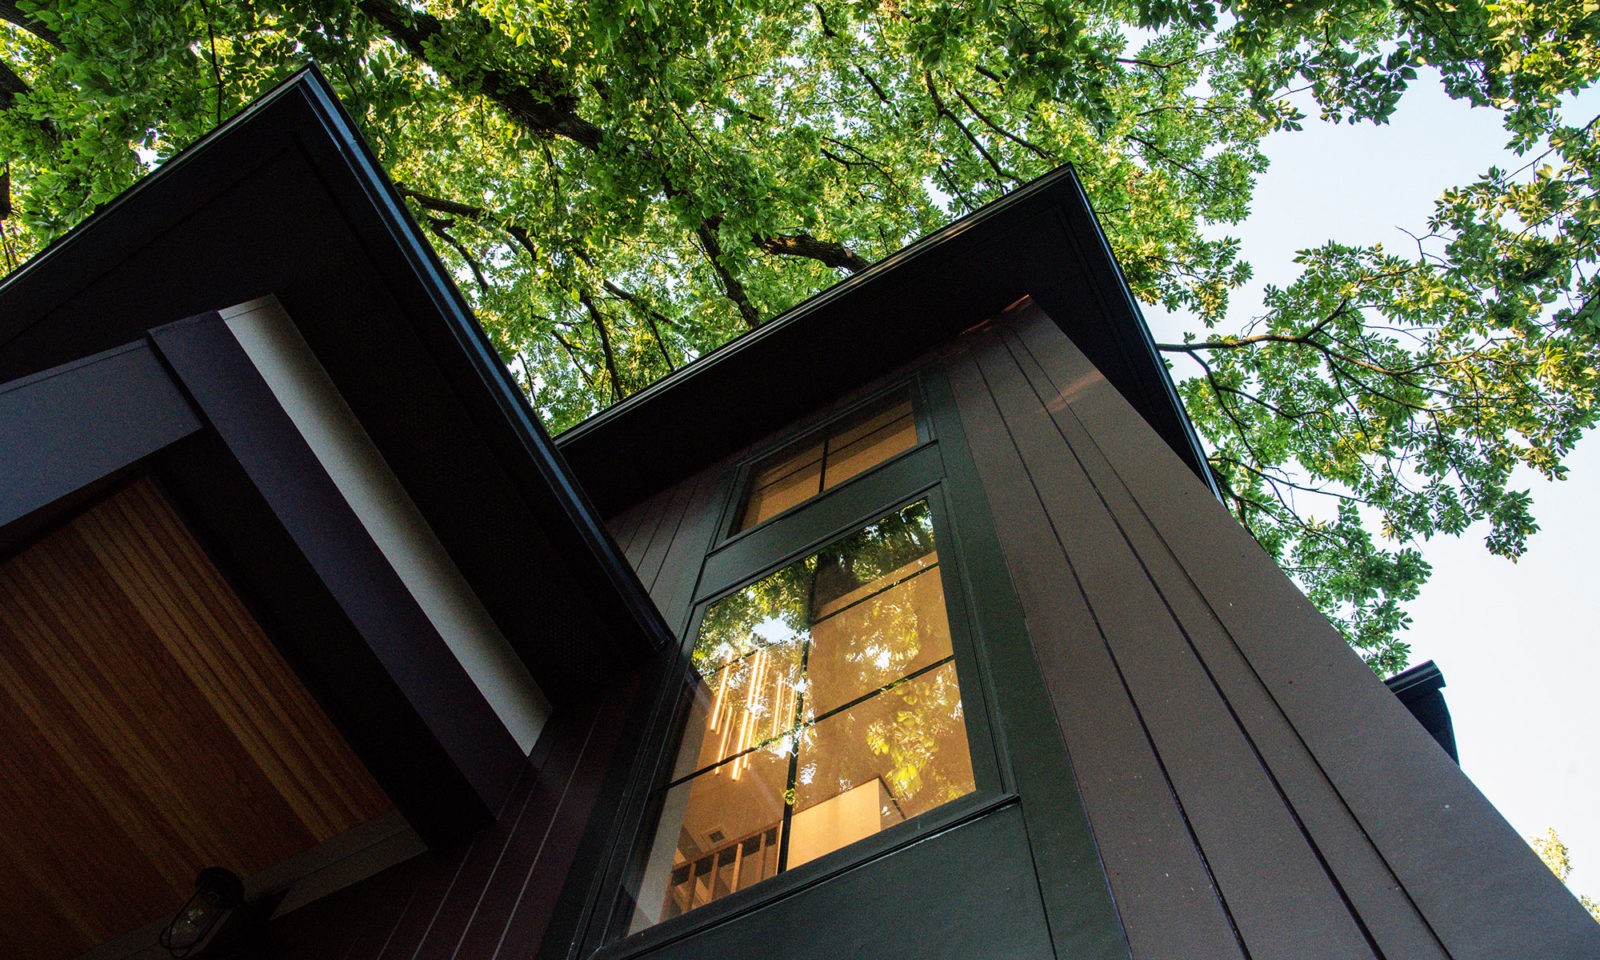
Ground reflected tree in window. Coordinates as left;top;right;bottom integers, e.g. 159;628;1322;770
631;501;975;929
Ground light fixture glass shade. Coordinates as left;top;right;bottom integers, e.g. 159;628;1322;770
159;867;244;957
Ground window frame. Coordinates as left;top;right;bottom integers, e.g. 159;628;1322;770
591;372;1010;954
710;382;934;547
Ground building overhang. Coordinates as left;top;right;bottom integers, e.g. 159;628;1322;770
557;165;1218;515
0;68;683;852
0;67;675;711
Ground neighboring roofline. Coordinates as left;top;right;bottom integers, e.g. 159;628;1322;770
1385;660;1447;700
1384;659;1458;763
1059;168;1218;502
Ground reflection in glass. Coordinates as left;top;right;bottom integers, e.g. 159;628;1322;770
734;391;917;532
631;501;975;931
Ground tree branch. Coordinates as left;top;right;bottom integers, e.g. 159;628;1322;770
599;278;678;370
925;73;1014;184
855;65;894;108
952;86;1053;161
0;1;59;46
578;288;626;401
548;327;596;386
754;232;870;272
697;220;761;329
356;0;604;149
0;57;57;141
368;2;871;284
196;0;227;125
423;216;490;296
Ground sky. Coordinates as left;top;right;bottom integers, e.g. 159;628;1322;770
1145;77;1600;897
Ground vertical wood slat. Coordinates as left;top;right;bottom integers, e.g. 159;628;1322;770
643;468;732;638
623;488;675;571
606;501;648;554
261;680;642;960
969;322;1380;959
1001;304;1600;958
95;480;376;834
1003;307;1451;959
602;460;732;643
633;476;702;594
0;476;390;960
941;340;1247;960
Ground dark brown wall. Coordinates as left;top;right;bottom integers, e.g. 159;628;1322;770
260;450;729;960
265;298;1598;960
940;302;1599;960
605;456;732;641
265;685;635;960
596;299;1600;960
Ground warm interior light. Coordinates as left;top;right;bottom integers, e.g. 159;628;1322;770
158;867;245;958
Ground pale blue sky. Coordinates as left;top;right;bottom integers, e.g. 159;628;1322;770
1146;77;1600;895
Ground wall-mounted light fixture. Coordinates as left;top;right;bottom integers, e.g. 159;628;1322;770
159;867;245;958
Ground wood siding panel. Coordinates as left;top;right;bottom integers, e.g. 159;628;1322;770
0;477;389;960
994;304;1600;958
606;465;731;640
970;329;1379;960
606;502;649;560
942;342;1246;960
632;475;700;594
1003;308;1451;960
622;489;672;571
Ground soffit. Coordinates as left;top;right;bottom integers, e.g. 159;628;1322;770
556;167;1214;516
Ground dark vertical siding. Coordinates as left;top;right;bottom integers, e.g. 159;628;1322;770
264;460;726;960
267;684;636;960
944;301;1600;960
267;298;1597;960
943;345;1249;960
606;465;729;637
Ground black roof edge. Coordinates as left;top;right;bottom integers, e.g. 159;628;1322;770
0;66;321;311
556;163;1219;503
1061;168;1221;501
283;68;679;657
558;165;1086;443
1384;660;1458;763
1385;659;1446;700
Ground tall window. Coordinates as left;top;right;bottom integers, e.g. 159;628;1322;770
627;390;979;933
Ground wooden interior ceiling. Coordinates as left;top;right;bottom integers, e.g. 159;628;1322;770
0;476;392;960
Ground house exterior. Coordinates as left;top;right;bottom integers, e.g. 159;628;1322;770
0;68;1593;960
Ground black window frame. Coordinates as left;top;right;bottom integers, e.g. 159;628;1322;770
588;373;1011;955
574;365;1126;960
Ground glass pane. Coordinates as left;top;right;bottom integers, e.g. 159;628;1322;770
740;457;822;529
631;744;790;931
733;391;917;533
823;412;916;489
636;500;974;929
675;640;805;778
806;565;953;717
811;502;938;618
791;662;974;867
827;395;913;452
751;440;824;489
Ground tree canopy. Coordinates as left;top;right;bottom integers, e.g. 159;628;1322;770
1530;827;1600;923
1;0;1596;671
